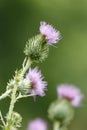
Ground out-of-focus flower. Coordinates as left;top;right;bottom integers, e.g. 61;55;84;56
57;84;83;107
28;118;47;130
26;67;47;96
40;21;60;44
48;99;74;126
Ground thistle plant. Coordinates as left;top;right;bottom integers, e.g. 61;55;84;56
0;21;60;130
0;21;83;130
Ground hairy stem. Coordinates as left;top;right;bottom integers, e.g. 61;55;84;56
7;85;17;121
16;94;36;100
22;58;32;75
4;58;32;129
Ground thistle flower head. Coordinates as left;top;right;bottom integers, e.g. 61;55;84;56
48;99;74;126
40;21;60;44
57;84;83;107
26;67;47;96
28;118;47;130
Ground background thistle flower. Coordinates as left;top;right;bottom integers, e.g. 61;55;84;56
26;67;47;97
48;99;74;127
27;118;47;130
57;84;83;107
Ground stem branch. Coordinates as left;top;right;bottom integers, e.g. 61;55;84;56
0;89;11;101
16;94;36;100
0;111;6;126
22;58;32;75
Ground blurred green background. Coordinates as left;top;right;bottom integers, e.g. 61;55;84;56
0;0;87;130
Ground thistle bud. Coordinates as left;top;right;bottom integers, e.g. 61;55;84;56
18;78;31;95
24;34;49;63
5;112;22;130
48;99;74;127
11;112;22;128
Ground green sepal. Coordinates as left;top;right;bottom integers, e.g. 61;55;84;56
24;34;49;62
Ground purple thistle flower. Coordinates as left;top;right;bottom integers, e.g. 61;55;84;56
26;67;47;96
28;118;47;130
57;84;83;107
40;21;60;44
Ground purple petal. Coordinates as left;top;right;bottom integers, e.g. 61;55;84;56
40;21;60;44
57;84;83;107
26;67;47;96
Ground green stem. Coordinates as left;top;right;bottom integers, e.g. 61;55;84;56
0;111;6;126
5;84;18;130
22;58;32;75
53;121;60;130
16;94;36;100
5;58;32;129
7;85;17;121
0;89;11;101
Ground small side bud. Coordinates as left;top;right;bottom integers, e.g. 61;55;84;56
5;112;22;130
18;78;31;95
48;99;74;127
11;112;22;128
24;34;49;63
